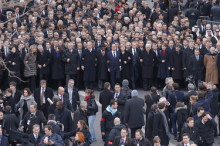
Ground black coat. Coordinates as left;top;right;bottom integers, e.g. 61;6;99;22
36;50;50;74
210;89;219;116
181;126;200;145
201;1;212;16
97;50;108;80
211;5;220;21
51;51;65;80
176;106;188;132
113;136;132;146
62;49;80;75
73;108;88;130
170;50;183;79
101;108;121;132
58;93;74;112
28;133;43;146
125;96;145;128
145;93;160;120
131;137;152;146
34;87;54;110
153;111;169;146
157;49;170;79
82;49;97;82
140;50;156;79
182;48;194;77
108;124;126;145
3;112;19;134
13;89;22;104
99;89;114;112
189;55;204;80
21;110;47;134
195;118;217;144
115;92;127;117
3;96;15;112
168;4;179;23
185;8;200;27
64;86;80;111
54;107;73;132
120;51;131;80
86;96;98;116
146;111;156;141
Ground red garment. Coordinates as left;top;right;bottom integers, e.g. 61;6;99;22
162;50;166;56
85;96;91;102
115;5;121;12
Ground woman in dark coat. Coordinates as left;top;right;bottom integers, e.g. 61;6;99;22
157;43;170;87
6;46;22;85
170;45;183;85
51;47;65;89
120;46;131;81
140;44;157;90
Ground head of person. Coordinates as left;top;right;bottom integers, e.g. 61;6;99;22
150;86;157;94
158;102;166;111
131;90;138;98
23;88;32;97
5;88;13;97
104;82;111;90
44;125;53;136
135;129;144;140
120;128;128;138
188;83;196;91
56;101;64;110
151;104;158;112
40;80;47;89
58;87;65;95
210;47;216;54
75;132;85;143
182;133;190;144
85;89;94;97
80;101;87;111
186;117;194;127
30;103;37;113
114;117;121;126
172;83;179;91
48;114;56;121
68;79;74;88
194;49;200;56
114;83;121;93
110;99;118;109
9;82;17;91
153;136;161;146
122;79;129;87
201;112;211;123
165;77;173;87
190;95;198;104
77;120;88;130
32;124;40;135
197;107;204;117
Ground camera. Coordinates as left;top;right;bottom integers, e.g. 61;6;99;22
185;75;195;84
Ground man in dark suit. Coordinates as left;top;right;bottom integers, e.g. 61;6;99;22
99;82;114;112
189;49;204;85
36;45;51;82
9;81;22;104
29;124;43;146
54;101;73;132
113;128;132;146
64;79;80;112
177;133;194;146
57;87;74;112
0;127;9;146
128;42;140;89
107;43;121;88
124;90;145;138
114;84;127;124
34;80;54;118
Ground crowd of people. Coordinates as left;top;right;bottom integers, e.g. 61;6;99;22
0;0;220;145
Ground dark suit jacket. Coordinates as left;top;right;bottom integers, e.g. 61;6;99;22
113;136;132;146
28;133;43;146
0;135;9;146
64;86;80;111
99;89;114;112
13;89;22;104
115;92;127;114
62;93;74;112
107;51;121;71
34;87;54;109
189;55;204;80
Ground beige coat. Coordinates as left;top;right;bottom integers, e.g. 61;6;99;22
204;54;218;84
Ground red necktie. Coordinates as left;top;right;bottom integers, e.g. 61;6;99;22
102;51;104;56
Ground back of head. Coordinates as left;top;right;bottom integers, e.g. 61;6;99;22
188;83;195;91
122;79;129;87
131;90;138;97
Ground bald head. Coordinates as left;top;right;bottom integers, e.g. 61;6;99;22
58;87;65;95
114;117;121;125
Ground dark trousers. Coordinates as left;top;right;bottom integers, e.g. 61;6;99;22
39;73;48;82
170;113;177;137
130;67;139;89
143;78;152;90
84;81;94;89
130;127;141;138
110;69;120;88
103;131;110;146
28;75;36;92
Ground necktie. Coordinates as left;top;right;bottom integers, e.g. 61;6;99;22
102;51;105;57
40;88;44;105
114;52;116;57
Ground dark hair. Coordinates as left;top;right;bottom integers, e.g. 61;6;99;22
135;129;144;136
201;111;211;118
48;114;56;120
78;120;89;131
150;86;157;94
9;82;16;87
85;89;94;96
176;102;184;108
44;125;53;131
158;102;166;109
23;88;32;96
5;88;13;95
114;83;120;87
121;128;128;133
182;133;190;138
172;83;179;90
110;99;117;106
197;107;204;113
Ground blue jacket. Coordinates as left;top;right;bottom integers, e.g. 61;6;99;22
0;135;9;146
193;89;213;115
39;133;64;146
168;91;185;111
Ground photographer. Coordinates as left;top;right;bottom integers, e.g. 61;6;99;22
47;114;63;136
39;125;64;146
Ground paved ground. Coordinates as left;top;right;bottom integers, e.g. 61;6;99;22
78;90;220;146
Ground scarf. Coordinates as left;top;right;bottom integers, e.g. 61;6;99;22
206;52;218;56
20;95;33;100
85;96;91;102
107;105;117;115
158;110;171;138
